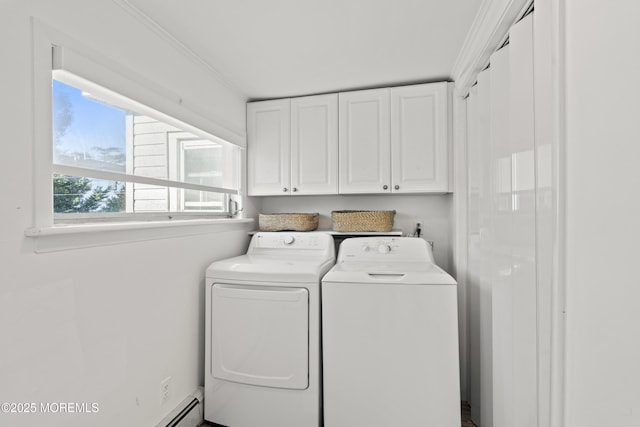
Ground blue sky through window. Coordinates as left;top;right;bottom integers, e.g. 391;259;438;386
52;80;127;172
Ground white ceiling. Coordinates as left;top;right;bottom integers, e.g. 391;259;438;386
125;0;481;100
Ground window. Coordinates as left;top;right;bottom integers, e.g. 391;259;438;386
27;22;248;244
51;71;240;222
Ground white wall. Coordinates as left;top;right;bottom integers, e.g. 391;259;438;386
0;1;252;426
259;195;453;272
563;1;640;425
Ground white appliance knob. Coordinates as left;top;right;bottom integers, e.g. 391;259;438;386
377;244;391;254
361;244;370;252
283;235;295;245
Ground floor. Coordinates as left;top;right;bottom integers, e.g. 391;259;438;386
462;401;478;426
201;402;478;426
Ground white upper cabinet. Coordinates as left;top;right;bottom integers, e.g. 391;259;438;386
247;95;338;196
391;82;451;193
247;99;291;196
248;82;451;196
291;94;338;195
338;88;392;194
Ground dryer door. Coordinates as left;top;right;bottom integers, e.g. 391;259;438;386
210;283;309;389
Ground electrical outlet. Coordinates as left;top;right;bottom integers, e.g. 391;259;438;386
414;219;423;237
160;376;171;404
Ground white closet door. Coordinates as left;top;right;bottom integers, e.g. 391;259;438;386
492;13;538;427
477;69;494;427
489;42;514;427
339;88;391;194
533;4;555;425
508;13;538;427
466;68;494;427
291;94;338;195
466;86;483;425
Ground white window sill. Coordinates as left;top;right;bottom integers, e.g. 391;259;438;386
25;218;254;253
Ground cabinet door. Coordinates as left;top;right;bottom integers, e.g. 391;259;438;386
391;82;450;193
247;99;291;196
339;88;391;194
291;94;338;195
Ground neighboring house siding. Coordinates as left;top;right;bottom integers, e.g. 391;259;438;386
125;113;235;213
126;114;179;212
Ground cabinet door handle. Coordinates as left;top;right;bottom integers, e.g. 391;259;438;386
292;187;298;192
283;187;288;192
394;185;400;190
383;185;389;190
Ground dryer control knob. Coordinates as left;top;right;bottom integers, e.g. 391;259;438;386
361;244;370;252
377;244;391;254
283;235;295;245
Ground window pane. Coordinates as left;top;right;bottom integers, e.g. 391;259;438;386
182;142;226;211
183;190;226;211
53;80;126;173
53;174;228;214
183;143;222;187
53;174;125;213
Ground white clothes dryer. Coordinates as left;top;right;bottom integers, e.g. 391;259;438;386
204;232;335;427
322;237;460;427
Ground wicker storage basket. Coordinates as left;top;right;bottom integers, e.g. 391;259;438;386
331;210;396;232
259;213;319;232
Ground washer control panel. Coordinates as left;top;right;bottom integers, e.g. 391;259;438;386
352;239;400;256
339;237;434;263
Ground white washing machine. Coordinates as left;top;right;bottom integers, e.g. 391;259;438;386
322;237;460;427
204;232;335;427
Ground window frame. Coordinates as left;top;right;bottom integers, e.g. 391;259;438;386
31;20;245;230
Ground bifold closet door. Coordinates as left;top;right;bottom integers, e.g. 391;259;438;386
489;39;514;427
466;67;493;427
466;84;481;426
491;13;538;427
508;13;538;427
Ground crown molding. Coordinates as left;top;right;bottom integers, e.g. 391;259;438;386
451;0;531;98
112;0;247;98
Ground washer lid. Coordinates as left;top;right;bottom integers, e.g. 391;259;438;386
207;254;335;283
322;261;457;285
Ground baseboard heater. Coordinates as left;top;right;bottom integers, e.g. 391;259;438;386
156;387;204;427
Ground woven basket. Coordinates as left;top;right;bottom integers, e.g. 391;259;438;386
259;213;319;232
331;210;396;232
